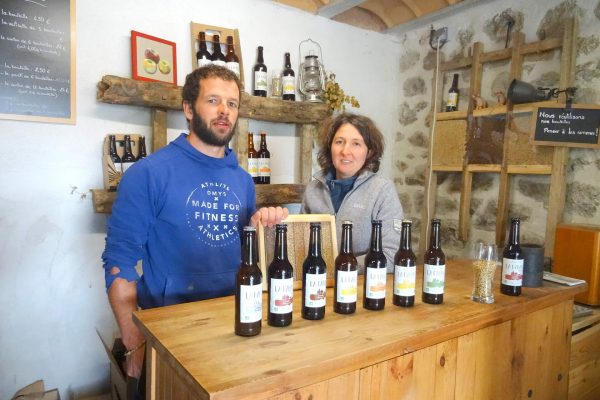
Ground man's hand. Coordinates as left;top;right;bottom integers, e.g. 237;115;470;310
250;206;289;228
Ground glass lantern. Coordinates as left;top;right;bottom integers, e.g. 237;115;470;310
297;39;326;102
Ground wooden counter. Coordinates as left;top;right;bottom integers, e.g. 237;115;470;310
133;260;586;399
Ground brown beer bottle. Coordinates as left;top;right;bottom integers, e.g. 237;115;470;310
225;35;240;78
196;32;212;68
121;135;136;173
268;224;294;327
302;222;327;320
282;52;295;101
108;134;122;174
393;220;416;307
253;46;267;97
235;226;263;336
334;221;358;314
445;73;459;112
501;217;523;296
247;133;259;183
363;220;386;311
210;34;226;67
422;219;445;305
136;135;147;161
257;132;271;184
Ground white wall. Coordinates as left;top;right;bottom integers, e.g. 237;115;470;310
0;0;401;397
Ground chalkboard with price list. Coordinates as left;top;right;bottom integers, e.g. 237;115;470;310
0;0;75;124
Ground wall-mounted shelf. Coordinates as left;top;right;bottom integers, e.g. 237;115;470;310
93;75;330;213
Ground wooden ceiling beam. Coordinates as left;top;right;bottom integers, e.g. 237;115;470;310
317;0;366;18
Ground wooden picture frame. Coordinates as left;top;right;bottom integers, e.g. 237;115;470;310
530;104;600;149
190;22;244;89
131;30;177;85
258;214;338;291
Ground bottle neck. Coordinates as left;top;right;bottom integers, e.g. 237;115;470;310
257;48;264;64
242;230;257;265
508;221;521;245
284;54;291;68
308;227;322;257
370;223;382;252
274;228;288;260
429;222;440;249
341;225;353;254
451;74;458;90
247;135;255;150
260;135;267;149
213;36;222;55
124;137;132;153
199;34;208;51
400;223;412;250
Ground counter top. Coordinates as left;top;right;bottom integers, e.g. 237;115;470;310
133;259;586;399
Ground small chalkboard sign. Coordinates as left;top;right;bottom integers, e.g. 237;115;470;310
0;0;75;124
531;105;600;148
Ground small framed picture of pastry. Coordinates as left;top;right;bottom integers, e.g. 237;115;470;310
131;30;177;85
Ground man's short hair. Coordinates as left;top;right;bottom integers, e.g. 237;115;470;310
181;65;242;110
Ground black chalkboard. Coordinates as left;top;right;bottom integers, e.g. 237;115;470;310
533;106;600;148
0;0;75;123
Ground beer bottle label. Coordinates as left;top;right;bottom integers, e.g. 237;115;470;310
197;57;212;68
258;158;271;177
446;93;458;108
365;267;387;299
423;263;445;294
336;270;357;303
212;59;226;67
282;75;295;95
270;277;293;314
239;284;262;323
394;264;416;297
226;62;240;77
254;71;267;91
247;158;259;177
305;273;326;307
121;161;134;173
501;258;524;286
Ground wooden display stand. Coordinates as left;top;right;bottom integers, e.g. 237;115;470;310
421;18;578;257
92;75;330;213
101;133;143;190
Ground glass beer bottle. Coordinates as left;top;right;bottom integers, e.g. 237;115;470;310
422;219;445;305
363;220;386;311
268;224;294;327
136;135;147;161
247;133;259;183
108;134;122;173
210;34;226;67
235;226;263;336
394;220;416;307
282;52;295;101
445;73;459;112
334;221;358;314
302;222;327;320
196;31;212;68
225;35;240;78
253;46;267;97
501;217;524;296
121;135;136;173
257;132;271;184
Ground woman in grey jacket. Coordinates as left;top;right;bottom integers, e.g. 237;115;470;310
301;113;404;271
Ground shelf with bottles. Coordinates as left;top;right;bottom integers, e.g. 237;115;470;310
93;75;330;213
435;100;563;121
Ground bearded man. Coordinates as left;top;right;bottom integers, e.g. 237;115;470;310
102;66;287;385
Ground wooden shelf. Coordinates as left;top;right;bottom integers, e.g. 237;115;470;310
435;100;566;121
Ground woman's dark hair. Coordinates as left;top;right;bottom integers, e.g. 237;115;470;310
317;113;385;174
181;65;242;114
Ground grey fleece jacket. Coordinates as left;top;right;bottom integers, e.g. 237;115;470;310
301;169;404;272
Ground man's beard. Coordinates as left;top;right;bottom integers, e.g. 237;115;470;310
190;108;236;146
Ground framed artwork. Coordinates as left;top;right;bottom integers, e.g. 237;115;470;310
258;214;338;291
131;30;177;84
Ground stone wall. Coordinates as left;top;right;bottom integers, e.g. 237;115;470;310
394;0;600;258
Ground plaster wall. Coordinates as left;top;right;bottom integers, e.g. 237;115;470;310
0;0;400;397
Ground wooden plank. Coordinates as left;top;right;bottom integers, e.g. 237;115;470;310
506;165;552;174
435;110;467;121
433;339;457;399
91;189;116;214
255;184;306;207
439;57;471;72
570;318;600;400
458;170;472;240
466;164;501;172
479;47;511;63
97;75;330;124
147;345;157;400
432;165;462;172
521;37;563;55
234;117;250;170
413;346;437;399
454;333;475;400
299;124;317;184
151;108;167;151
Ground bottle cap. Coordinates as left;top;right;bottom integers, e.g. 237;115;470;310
310;222;321;228
342;220;353;225
275;223;287;229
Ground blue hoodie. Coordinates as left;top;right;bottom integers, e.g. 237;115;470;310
102;133;256;309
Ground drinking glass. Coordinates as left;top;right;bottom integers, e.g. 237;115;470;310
471;242;497;304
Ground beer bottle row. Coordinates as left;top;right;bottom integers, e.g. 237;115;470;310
253;46;296;100
108;134;147;178
247;131;270;184
235;217;525;337
196;32;240;78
